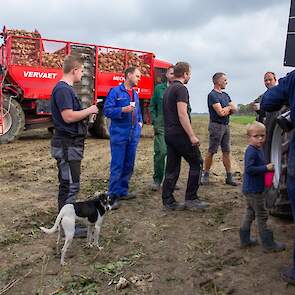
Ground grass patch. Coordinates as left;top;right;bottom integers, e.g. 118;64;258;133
94;251;143;275
230;115;255;125
54;275;100;295
0;231;23;246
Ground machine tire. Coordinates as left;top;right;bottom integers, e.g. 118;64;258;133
88;111;109;139
265;110;292;217
0;95;25;144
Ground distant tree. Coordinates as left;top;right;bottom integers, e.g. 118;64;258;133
237;103;255;115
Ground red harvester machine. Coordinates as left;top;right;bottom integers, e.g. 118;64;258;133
0;27;171;143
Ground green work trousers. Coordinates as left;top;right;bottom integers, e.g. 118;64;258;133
153;128;167;184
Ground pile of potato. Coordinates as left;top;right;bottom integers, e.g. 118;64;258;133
7;29;65;68
42;47;66;68
6;29;41;38
98;50;151;76
10;38;40;66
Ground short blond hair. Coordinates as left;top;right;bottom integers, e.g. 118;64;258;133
246;121;266;136
63;55;83;74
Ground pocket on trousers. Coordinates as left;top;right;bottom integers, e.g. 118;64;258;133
51;146;63;160
67;146;84;161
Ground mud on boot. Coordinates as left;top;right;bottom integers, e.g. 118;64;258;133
239;228;258;248
261;229;286;253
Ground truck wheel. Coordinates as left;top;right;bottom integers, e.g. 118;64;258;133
0;96;25;144
265;110;292;217
88;111;109;139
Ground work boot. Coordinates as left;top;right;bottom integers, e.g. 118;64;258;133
201;171;209;185
239;228;258;248
280;266;295;285
261;229;286;253
150;182;161;191
110;201;120;210
225;172;238;186
184;198;209;210
109;197;120;210
163;201;185;211
119;192;136;201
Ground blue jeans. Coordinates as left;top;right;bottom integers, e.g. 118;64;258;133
288;175;295;277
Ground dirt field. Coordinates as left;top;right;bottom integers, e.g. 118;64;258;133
0;116;294;295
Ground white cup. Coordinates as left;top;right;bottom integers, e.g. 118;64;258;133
253;103;260;111
130;102;135;107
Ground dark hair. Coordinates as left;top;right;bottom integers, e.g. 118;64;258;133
173;62;190;78
264;72;277;81
63;55;83;74
212;72;226;84
124;66;138;78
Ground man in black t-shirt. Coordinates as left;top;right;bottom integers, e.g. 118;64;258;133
161;62;208;211
201;72;237;186
51;55;98;220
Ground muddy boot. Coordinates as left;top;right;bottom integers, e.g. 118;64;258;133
239;228;258;248
225;172;238;186
261;229;286;253
201;171;209;185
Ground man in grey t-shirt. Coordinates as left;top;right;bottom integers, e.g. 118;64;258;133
201;72;237;186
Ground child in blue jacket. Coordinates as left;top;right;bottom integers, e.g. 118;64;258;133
240;122;285;252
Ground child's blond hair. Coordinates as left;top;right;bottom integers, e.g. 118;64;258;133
246;121;266;136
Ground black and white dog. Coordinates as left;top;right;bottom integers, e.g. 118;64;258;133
40;193;111;265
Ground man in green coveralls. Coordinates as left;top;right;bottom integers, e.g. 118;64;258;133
149;66;174;191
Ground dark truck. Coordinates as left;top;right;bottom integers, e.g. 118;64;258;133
263;0;295;216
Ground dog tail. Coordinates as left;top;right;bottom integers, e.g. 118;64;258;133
40;208;64;234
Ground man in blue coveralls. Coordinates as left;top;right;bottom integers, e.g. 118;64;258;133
103;67;143;209
261;70;295;284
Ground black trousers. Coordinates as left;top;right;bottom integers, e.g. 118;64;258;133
162;133;203;205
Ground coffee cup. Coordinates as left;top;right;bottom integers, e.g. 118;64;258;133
130;102;135;107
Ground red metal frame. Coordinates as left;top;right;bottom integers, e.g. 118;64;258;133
0;38;5;135
3;33;155;102
0;76;4;135
0;27;171;132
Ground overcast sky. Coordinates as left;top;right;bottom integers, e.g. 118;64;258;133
1;0;293;112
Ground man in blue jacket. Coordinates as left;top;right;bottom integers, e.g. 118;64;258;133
103;67;143;209
261;70;295;284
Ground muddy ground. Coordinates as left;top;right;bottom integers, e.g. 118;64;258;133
0;116;294;295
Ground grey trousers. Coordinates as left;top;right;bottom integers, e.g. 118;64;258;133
240;192;268;235
51;135;84;210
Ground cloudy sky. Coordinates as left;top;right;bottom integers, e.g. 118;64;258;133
1;0;293;112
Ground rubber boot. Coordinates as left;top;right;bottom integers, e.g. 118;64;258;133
239;228;258;248
225;172;238;186
261;229;286;253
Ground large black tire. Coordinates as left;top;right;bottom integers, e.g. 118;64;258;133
0;96;25;144
88;111;109;139
265;110;293;217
